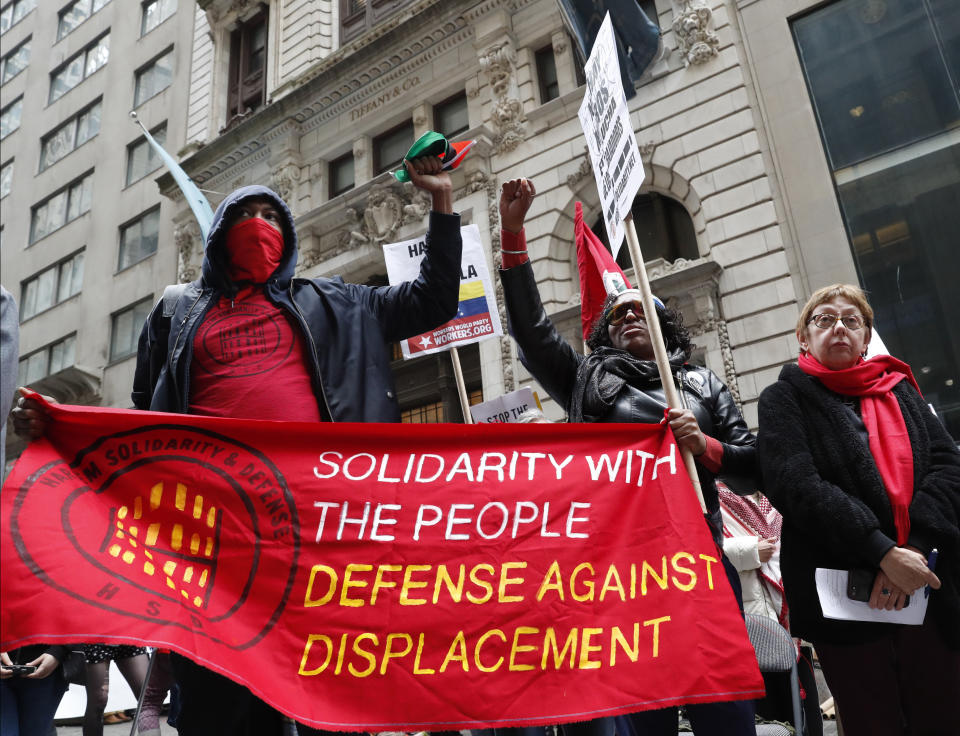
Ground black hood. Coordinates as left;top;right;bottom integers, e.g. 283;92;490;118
201;185;298;294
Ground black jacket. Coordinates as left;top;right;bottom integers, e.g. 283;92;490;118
132;185;462;421
758;363;960;648
500;261;756;526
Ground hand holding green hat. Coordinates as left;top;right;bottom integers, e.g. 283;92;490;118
393;131;476;183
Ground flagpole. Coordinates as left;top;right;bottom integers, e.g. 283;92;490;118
449;346;474;424
623;214;706;513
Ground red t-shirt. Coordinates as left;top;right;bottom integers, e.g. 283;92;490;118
189;288;323;422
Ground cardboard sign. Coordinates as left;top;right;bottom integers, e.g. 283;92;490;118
470;387;543;424
577;12;646;256
384;224;503;358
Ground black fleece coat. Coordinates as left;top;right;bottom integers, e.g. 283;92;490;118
758;363;960;648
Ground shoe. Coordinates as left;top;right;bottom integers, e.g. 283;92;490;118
104;711;132;724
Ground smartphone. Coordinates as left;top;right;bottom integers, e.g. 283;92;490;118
846;569;909;606
6;664;37;676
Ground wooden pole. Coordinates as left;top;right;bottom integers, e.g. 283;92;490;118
622;213;706;513
449;346;474;424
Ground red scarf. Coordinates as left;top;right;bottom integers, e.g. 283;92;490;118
225;218;285;283
799;353;920;545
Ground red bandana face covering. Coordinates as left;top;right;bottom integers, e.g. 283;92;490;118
224;217;285;283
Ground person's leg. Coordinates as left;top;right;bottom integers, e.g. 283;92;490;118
684;698;756;736
171;653;285;736
137;651;174;735
82;661;110;736
814;637;903;736
1;679;21;736
797;645;823;736
894;618;960;735
115;651;150;699
16;670;67;735
624;707;679;736
560;718;614;736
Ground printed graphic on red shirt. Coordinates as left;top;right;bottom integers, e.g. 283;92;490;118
195;300;294;378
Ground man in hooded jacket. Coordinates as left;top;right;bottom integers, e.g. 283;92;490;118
137;157;460;734
12;156;462;735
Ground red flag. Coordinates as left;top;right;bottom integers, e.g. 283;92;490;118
2;399;763;731
575;201;631;340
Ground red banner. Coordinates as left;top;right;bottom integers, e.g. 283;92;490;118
1;401;763;730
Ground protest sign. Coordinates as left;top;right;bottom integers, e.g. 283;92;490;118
2;400;763;730
577;12;645;257
384;224;502;358
469;387;542;424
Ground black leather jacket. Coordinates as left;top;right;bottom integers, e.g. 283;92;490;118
132;185;462;421
500;261;756;524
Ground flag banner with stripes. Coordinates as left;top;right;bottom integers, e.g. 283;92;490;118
2;399;763;730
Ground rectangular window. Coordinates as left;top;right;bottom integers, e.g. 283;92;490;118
134;47;173;106
1;36;29;84
39;98;101;171
340;0;412;44
0;95;21;139
435;92;468;138
18;333;76;386
329;152;354;198
0;159;11;198
374;121;413;174
226;10;266;125
30;170;93;243
20;250;84;320
794;0;960;437
57;0;109;41
125;123;165;185
535;46;559;104
141;0;175;36
49;33;109;103
110;297;152;361
1;0;34;36
118;207;159;270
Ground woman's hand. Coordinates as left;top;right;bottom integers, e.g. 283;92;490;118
404;156;453;213
667;408;707;456
0;652;13;680
868;570;908;610
757;537;777;564
10;388;56;441
499;178;536;234
24;653;60;679
879;546;940;596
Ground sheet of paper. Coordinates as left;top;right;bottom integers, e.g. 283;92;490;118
815;568;928;624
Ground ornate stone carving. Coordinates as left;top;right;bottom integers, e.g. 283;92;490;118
479;42;526;154
565;154;593;189
639;141;657;162
672;1;720;67
174;221;203;284
270;163;301;205
334;184;432;251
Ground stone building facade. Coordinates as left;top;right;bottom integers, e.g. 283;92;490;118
6;0;957;461
1;0;197;467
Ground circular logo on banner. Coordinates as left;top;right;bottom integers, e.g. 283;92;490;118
196;302;292;376
10;425;299;650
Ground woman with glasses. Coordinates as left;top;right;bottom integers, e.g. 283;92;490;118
498;179;757;736
758;284;960;735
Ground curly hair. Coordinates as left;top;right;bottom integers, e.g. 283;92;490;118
586;292;694;360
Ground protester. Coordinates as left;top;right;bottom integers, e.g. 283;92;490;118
497;178;757;735
79;644;149;733
719;484;824;735
758;284;959;735
12;152;461;736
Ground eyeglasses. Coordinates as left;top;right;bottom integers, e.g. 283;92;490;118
606;300;647;326
808;313;865;330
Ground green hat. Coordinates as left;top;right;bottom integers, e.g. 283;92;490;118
393;131;475;182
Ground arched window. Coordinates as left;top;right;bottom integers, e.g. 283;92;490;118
591;191;699;269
